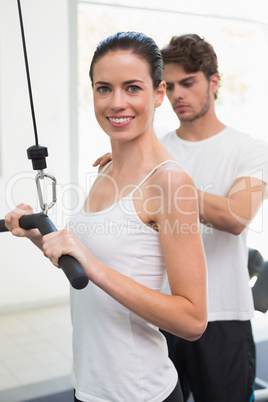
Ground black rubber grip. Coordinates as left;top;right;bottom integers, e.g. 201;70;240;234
0;214;88;290
0;219;7;232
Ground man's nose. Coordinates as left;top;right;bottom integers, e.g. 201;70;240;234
173;84;184;100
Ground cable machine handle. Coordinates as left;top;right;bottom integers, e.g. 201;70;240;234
0;220;7;232
0;214;89;290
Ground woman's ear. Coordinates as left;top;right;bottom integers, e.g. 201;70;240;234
155;80;166;108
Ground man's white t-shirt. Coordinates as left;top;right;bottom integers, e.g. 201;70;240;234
161;127;268;321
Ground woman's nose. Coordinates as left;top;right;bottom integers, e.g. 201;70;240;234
110;90;127;110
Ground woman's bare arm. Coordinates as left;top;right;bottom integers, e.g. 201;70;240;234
42;167;207;340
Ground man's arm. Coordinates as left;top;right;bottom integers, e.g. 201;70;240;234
93;155;267;235
197;177;266;234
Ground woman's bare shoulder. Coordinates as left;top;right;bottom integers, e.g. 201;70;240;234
152;160;194;188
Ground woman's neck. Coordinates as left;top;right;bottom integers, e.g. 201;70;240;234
110;132;169;174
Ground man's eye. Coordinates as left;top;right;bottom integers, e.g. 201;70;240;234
183;82;193;88
166;85;173;91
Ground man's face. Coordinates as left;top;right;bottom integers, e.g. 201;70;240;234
163;63;217;123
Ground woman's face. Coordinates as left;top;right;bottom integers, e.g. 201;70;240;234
91;50;165;143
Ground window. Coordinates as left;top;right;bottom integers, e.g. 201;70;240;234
77;1;268;258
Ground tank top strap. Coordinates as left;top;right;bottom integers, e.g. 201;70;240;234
131;159;181;193
98;159;181;196
98;160;113;176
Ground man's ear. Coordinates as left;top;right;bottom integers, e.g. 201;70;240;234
210;73;220;96
155;80;166;108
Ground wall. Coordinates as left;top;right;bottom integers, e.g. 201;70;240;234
0;0;77;312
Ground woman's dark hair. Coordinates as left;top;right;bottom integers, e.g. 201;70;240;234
89;31;164;89
161;34;220;99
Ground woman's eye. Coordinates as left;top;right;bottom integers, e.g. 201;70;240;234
97;86;110;94
128;85;140;93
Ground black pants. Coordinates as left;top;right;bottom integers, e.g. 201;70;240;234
74;381;183;401
161;320;256;402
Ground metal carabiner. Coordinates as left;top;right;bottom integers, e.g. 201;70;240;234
35;171;57;215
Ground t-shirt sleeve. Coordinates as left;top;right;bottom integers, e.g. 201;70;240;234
235;139;268;198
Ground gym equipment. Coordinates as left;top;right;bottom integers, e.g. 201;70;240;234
249;249;268;400
248;248;268;314
248;248;264;279
252;261;268;314
0;214;88;290
0;0;88;290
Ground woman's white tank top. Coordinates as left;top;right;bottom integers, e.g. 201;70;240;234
69;160;179;402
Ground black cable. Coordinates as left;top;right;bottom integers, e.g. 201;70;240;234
17;0;48;171
17;0;39;146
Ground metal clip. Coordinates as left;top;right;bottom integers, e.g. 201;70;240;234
35;170;57;215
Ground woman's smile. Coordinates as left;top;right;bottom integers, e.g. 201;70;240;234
107;116;135;128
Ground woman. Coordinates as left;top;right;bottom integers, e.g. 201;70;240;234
5;32;207;402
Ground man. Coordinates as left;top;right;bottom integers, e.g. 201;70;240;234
159;34;268;402
94;34;268;402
